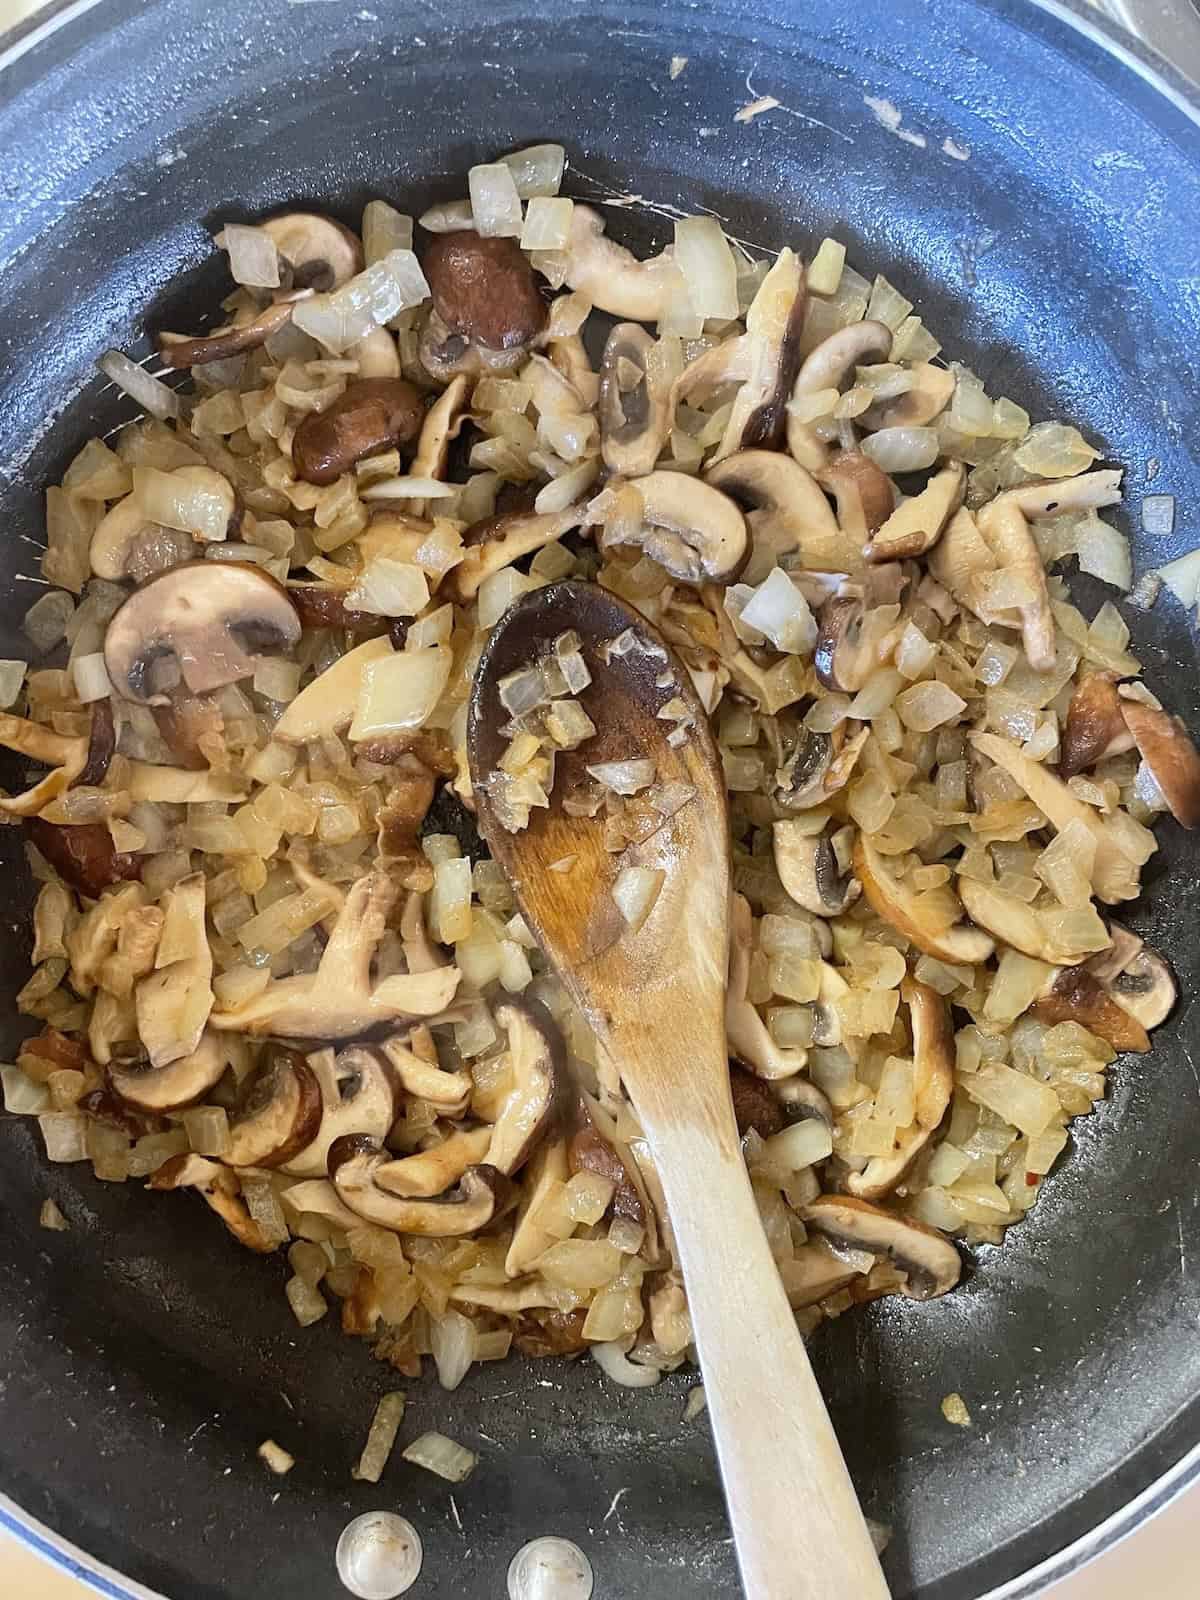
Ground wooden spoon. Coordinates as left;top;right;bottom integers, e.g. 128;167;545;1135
468;580;890;1600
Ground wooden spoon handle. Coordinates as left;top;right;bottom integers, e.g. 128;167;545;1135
657;1135;891;1600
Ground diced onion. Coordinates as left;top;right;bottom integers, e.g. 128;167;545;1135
468;162;523;238
39;1111;88;1162
285;1274;328;1327
362;200;413;264
293;251;430;354
347;558;430;617
1075;514;1132;591
737;568;817;655
520;197;574;252
673;216;739;322
612;866;665;932
861;427;939;472
360;476;456;501
431;1309;476;1391
1141;494;1176;537
0;659;26;708
1153;546;1200;607
2;1065;50;1115
762;1118;834;1172
349;646;452;739
352;1391;407;1482
24;590;76;653
591;1339;662;1388
98;349;181;420
400;1431;479;1483
217;224;280;288
257;1439;295;1475
71;652;113;703
501;143;567;198
418;199;474;234
40;1198;69;1231
585;759;655;795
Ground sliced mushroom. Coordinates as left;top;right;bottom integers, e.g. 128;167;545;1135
774;819;857;916
803;1195;961;1299
1060;672;1136;778
451;1280;563;1314
292;379;425;486
149;1153;274;1252
423;230;548;353
376;1128;493;1198
408;374;472;485
600;471;747;585
484;999;564;1176
157;301;297;370
272;635;392;744
780;1241;861;1308
1031;964;1152;1053
705;450;857;576
279;1177;371;1233
448;505;584;603
776;724;868;811
151;690;226;769
280;1044;400;1178
351;325;401;379
853;834;994;965
1001;469;1124;520
1107;944;1176;1030
726;892;811;1081
958;876;1109;966
600;323;671;477
560;204;687;321
786;320;893;470
845;978;953;1200
813;595;887;694
224;1048;324;1169
108;1028;228;1113
27;818;141;899
286;582;382;633
329;1136;513;1235
867;463;964;564
134;873;213;1068
104;563;300;705
975;494;1056;670
568;1093;660;1261
969;731;1141;905
728;1063;786;1138
380;1030;473;1116
927;505;997;613
1119;698;1200;830
260;212;364;292
209;871;460;1040
505;1136;571;1277
817;451;894;543
0;715;90;817
861;362;955;431
548;333;600;411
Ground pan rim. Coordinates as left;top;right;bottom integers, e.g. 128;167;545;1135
0;1;1197;1598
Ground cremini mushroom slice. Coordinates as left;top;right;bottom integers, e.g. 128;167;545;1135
1032;964;1152;1053
329;1136;514;1236
600;471;747;585
1001;468;1124;520
728;1063;786;1138
104;563;300;704
209;871;460;1040
375;1127;494;1199
974;496;1056;670
1105;942;1176;1031
846;977;954;1200
409;374;472;485
599;323;671;477
134;873;213;1068
927;505;997;614
292;378;425;486
813;593;895;694
854;834;995;965
380;1030;473;1116
560;204;687;321
484;999;565;1177
448;505;584;603
1060;672;1135;778
108;1029;228;1113
450;1280;563;1314
280;1044;400;1179
776;724;868;811
970;731;1145;904
272;635;392;744
505;1136;571;1277
705;450;856;576
804;1196;961;1299
816;451;894;542
774;819;857;916
867;462;964;563
861;361;955;431
28;818;141;899
351;325;402;379
285;582;382;633
157;301;297;370
0;714;89;817
1118;697;1200;829
726;891;811;1080
781;1241;861;1308
224;1048;324;1169
958;877;1110;966
785;319;893;470
150;1154;274;1253
260;211;364;292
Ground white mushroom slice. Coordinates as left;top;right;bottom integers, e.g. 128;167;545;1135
726;892;812;1080
861;362;955;431
568;1092;662;1264
399;891;448;973
602;471;747;585
846;977;954;1201
927;505;997;613
776;724;868;811
704;450;856;576
278;1178;366;1233
780;1241;861;1308
260;211;364;291
0;714;89;816
380;1031;472;1116
375;1127;494;1198
1106;944;1176;1031
803;1195;961;1299
1060;672;1136;778
225;1049;324;1170
1118;698;1200;830
559;204;688;321
450;1280;562;1313
272;635;392;745
329;1138;513;1236
999;468;1123;521
149;1154;274;1253
786;319;893;469
774;819;857;916
104;563;300;705
484;1000;564;1176
969;732;1143;904
505;1136;570;1277
109;1029;228;1113
600;323;671;478
867;463;964;563
280;1045;399;1179
974;497;1056;670
209;871;461;1040
134;874;213;1068
351;325;401;378
853;835;995;965
408;373;471;484
449;506;585;603
90;496;173;582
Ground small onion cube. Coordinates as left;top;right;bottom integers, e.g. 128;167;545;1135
98;349;181;420
39;1110;88;1162
2;1065;50;1115
861;427;940;473
346;558;430;617
612;866;665;932
895;681;967;732
182;1103;231;1157
257;1439;295;1475
24;590;75;653
362;200;413;265
285;1274;328;1327
501;142;567;198
585;758;655;795
0;660;26;709
763;1118;835;1172
498;666;549;717
1141;494;1176;538
543;699;596;750
349;646;452;738
431;1308;476;1391
243;1177;290;1247
40;1198;69;1231
352;1391;407;1483
673;216;739;322
401;1431;479;1483
71;651;113;704
738;568;817;655
217;223;280;288
468;162;523;238
520;196;574;251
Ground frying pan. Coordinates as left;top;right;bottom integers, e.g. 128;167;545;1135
1;1;1199;1596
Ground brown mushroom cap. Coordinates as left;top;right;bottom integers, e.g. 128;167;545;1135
448;506;584;603
817;451;895;540
705;450;856;575
108;1030;229;1113
813;595;875;693
149;1153;275;1252
803;1194;961;1299
1060;672;1136;779
292;378;425;486
328;1135;514;1235
286;583;384;632
104;562;301;705
27;817;141;900
728;1063;786;1139
224;1048;324;1169
158;301;296;369
1032;964;1151;1053
77;699;117;788
484;998;565;1176
1119;698;1200;830
422;231;547;351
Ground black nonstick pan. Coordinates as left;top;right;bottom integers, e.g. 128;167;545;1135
1;1;1199;1596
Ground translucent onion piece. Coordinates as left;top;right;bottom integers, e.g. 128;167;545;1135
362;200;413;265
352;1391;407;1483
520;197;574;252
257;1439;295;1475
737;568;817;655
431;1308;476;1391
39;1111;87;1162
861;426;939;473
24;590;76;652
400;1431;479;1483
348;646;452;739
501;143;567;198
612;866;665;932
218;224;280;289
585;759;655;795
71;652;113;704
468;162;523;238
2;1065;50;1115
98;349;181;420
0;659;26;708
